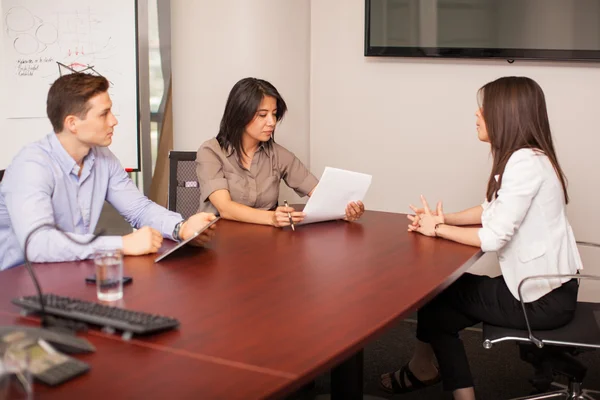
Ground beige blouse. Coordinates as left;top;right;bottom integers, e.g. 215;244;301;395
196;138;318;214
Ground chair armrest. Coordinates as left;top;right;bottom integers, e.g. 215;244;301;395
518;273;600;348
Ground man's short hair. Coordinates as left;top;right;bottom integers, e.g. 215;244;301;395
47;73;110;133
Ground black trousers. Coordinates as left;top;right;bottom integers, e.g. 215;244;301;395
416;273;578;391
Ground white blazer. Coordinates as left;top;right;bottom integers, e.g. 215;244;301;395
478;148;583;302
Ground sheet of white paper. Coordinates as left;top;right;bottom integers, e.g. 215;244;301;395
298;167;372;225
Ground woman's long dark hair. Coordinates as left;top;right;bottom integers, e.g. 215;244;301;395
216;77;287;159
479;76;569;204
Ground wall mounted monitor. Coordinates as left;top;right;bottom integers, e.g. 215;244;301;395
365;0;600;61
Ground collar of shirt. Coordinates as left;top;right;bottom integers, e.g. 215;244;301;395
48;133;96;179
225;142;271;171
258;142;271;157
225;142;272;158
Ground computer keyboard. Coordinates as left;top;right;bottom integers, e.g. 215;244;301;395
12;294;180;335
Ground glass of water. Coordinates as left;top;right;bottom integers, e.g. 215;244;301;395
93;249;123;301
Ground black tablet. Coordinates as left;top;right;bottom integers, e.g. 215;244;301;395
154;217;220;263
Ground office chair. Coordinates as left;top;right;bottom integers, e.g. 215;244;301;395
168;151;200;220
0;169;4;182
482;274;600;399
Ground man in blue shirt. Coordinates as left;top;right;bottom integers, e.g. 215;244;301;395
0;73;216;270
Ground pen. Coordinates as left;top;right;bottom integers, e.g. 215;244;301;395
283;200;295;231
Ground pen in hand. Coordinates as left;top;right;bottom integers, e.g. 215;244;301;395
283;200;295;231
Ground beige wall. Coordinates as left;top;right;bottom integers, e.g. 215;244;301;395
310;0;600;251
170;0;311;204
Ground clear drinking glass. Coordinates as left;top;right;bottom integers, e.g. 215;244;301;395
93;249;124;301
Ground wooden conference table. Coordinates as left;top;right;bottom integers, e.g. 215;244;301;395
0;211;482;399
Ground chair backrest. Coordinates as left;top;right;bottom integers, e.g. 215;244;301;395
0;170;4;182
168;151;200;219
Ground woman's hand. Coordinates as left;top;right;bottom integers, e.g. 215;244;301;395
407;195;444;237
407;203;439;228
344;201;365;222
272;206;306;228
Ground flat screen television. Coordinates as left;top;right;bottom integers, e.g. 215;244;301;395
365;0;600;61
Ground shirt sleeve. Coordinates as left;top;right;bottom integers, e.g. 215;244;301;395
275;144;318;197
196;144;229;204
1;150;123;264
478;151;543;252
103;149;183;240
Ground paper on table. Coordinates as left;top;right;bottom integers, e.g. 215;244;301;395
298;167;372;225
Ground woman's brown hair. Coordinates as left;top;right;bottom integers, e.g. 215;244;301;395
479;76;568;203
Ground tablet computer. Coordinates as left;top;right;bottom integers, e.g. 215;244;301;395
154;217;220;263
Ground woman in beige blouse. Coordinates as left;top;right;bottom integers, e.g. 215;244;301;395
196;77;364;227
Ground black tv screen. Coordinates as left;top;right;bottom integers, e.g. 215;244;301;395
365;0;600;61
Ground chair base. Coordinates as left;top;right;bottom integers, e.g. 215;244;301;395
511;381;600;400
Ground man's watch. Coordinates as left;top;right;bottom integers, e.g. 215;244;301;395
172;220;186;241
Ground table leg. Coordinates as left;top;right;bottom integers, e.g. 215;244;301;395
313;349;386;400
331;350;363;400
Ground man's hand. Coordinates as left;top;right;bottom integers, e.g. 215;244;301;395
122;226;163;255
180;212;218;246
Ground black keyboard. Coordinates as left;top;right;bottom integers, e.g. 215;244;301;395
12;294;180;335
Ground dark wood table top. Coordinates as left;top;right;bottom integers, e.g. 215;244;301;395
0;312;292;400
0;211;482;398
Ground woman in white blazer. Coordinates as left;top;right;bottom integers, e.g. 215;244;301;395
380;76;583;400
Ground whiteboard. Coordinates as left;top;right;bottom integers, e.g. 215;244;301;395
0;0;139;170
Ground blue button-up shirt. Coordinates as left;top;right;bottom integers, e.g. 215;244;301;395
0;133;183;270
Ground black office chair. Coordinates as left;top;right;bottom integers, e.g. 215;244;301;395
483;274;600;399
168;151;200;220
0;169;4;182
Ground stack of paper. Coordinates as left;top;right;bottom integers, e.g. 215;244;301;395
298;167;372;225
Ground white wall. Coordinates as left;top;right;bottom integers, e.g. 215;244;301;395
310;0;600;253
170;0;311;203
